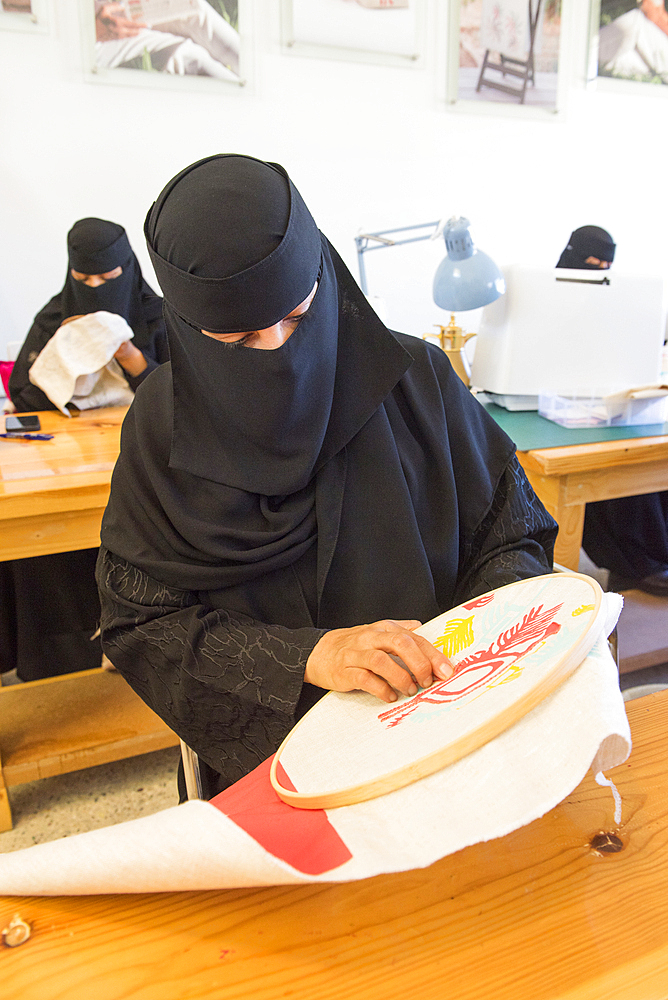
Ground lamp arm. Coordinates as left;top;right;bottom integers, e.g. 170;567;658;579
355;220;442;294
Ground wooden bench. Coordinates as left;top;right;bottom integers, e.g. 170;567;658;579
0;669;179;832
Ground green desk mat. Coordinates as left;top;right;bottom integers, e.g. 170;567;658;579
482;403;668;453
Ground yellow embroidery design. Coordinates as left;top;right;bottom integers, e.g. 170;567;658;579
572;604;595;617
434;616;474;658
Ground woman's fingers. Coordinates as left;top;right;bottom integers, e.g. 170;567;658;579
369;620;453;689
345;667;398;704
305;620;454;702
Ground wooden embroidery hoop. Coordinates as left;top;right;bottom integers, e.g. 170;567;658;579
269;573;604;810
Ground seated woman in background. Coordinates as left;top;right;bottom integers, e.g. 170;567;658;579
1;218;169;682
556;225;616;270
557;225;668;597
9;217;168;412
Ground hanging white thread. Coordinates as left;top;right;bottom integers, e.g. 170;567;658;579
595;771;622;825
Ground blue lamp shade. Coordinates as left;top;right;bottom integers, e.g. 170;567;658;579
432;217;506;312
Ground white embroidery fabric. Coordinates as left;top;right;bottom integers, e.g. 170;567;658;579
28;311;136;415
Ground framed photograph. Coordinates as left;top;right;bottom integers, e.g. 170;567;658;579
81;0;245;89
281;0;425;66
593;0;668;89
0;0;49;33
448;0;564;113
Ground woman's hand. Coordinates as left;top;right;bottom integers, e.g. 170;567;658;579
305;620;454;704
114;341;147;378
96;3;146;43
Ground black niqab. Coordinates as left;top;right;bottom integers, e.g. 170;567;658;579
31;218;163;351
557;225;616;269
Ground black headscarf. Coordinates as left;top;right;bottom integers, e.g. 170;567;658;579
101;155;516;629
144;156;346;494
31;218;163;351
557;226;616;269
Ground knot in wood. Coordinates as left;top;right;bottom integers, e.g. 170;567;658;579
2;914;32;947
590;832;624;854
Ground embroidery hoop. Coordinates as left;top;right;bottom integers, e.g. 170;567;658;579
270;573;605;809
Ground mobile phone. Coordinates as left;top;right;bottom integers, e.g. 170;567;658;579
5;414;41;434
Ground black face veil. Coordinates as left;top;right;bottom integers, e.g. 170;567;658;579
556;226;616;270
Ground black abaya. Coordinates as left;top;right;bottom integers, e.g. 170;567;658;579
582;492;668;582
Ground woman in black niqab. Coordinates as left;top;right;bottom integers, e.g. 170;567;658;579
1;218;169;682
559;224;668;595
97;154;557;797
557;225;616;270
8;217;169;413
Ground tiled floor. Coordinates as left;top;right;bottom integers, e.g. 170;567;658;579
1;746;181;853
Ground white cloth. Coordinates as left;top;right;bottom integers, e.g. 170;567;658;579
480;0;543;60
599;8;668;81
0;595;630;895
28;311;136;415
95;0;240;80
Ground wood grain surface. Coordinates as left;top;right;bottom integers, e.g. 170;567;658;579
0;670;179;787
1;691;666;1000
518;435;668;477
0;407;126;560
517;437;668;570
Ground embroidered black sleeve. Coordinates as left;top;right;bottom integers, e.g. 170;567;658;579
96;548;326;787
454;455;558;604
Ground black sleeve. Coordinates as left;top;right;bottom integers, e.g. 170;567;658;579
8;320;59;412
454;455;558;604
123;316;170;392
96;547;326;787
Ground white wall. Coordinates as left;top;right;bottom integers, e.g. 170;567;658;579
1;0;668;363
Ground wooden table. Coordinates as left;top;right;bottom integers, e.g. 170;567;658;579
1;689;667;1000
0;407;178;832
0;406;126;561
7;404;667;574
518;434;668;570
483;403;668;571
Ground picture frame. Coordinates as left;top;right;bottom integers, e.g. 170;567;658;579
280;0;426;68
588;0;668;95
79;0;248;92
0;0;49;33
446;0;569;118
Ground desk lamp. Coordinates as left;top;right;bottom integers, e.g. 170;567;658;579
355;217;505;385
